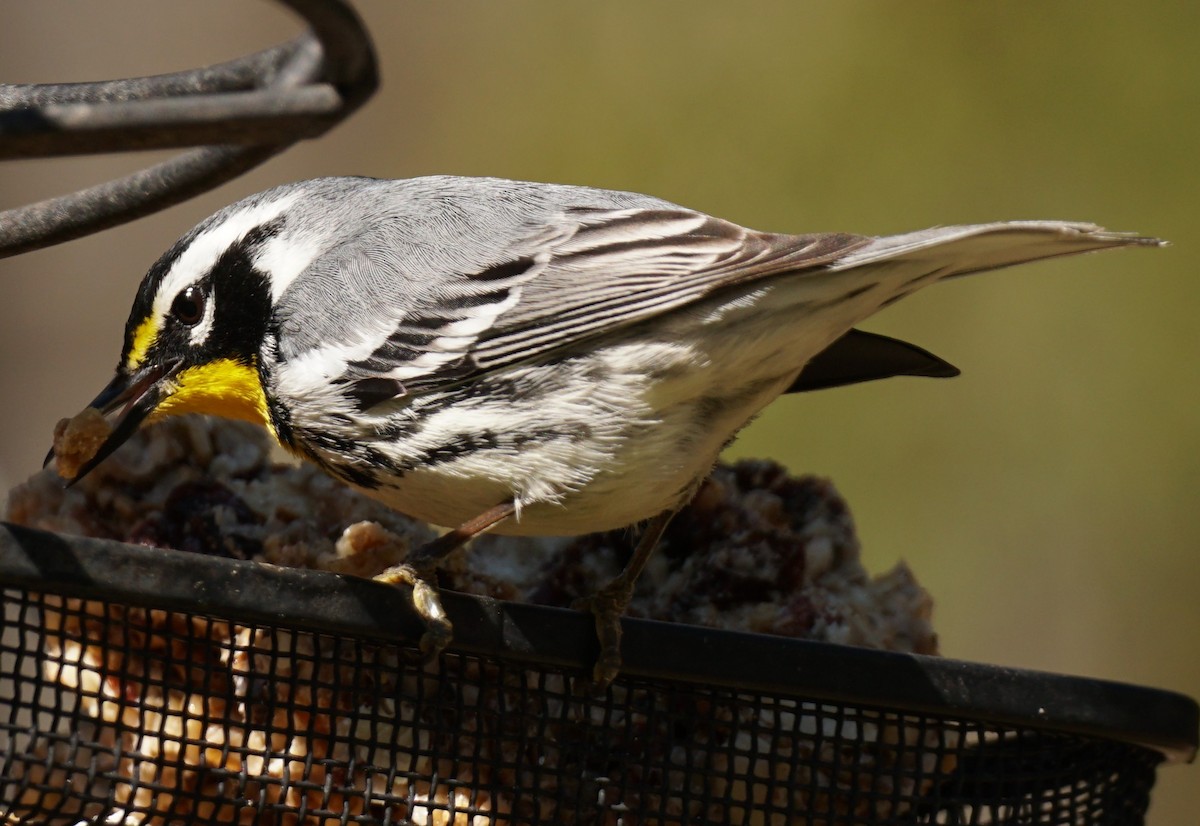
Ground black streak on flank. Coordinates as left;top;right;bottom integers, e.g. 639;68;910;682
423;430;501;467
334;462;382;490
295;428;387;490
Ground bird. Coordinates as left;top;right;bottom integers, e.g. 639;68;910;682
56;175;1161;685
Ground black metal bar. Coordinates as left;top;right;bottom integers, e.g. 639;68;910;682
0;146;282;258
280;0;377;105
0;38;305;111
0;86;344;158
1;521;1195;764
0;0;378;259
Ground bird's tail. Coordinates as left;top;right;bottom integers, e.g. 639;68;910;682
771;221;1163;393
829;221;1164;280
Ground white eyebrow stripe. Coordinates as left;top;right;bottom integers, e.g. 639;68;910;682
153;191;303;319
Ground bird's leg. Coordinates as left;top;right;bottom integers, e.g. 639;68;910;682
574;508;676;688
374;500;516;659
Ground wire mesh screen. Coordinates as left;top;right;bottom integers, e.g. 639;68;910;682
0;585;1171;826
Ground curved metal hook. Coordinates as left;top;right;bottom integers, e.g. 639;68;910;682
0;0;378;259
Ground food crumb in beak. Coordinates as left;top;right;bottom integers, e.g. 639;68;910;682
52;408;113;480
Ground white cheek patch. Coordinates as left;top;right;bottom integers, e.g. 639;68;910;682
255;229;327;302
152;191;304;321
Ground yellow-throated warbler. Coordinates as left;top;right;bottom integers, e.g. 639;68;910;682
58;176;1161;683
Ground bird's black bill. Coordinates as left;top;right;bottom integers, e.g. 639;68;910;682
46;362;176;484
787;329;960;394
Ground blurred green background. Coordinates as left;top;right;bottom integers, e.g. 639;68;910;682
2;2;1197;820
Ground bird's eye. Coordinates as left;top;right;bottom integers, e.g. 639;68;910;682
170;286;206;326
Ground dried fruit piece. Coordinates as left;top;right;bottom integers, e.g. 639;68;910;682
51;407;112;480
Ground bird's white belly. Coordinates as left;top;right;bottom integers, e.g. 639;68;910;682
354;300;845;534
359;345;789;535
309;275;887;536
360;370;786;536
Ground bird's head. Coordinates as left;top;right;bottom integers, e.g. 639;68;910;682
55;187;323;482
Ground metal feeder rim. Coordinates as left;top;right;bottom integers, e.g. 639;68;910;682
1;521;1196;765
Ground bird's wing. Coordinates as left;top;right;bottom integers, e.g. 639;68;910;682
328;208;1159;408
336;206;866;400
464;207;866;376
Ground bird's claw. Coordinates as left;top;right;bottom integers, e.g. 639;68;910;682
573;582;633;690
374;563;453;662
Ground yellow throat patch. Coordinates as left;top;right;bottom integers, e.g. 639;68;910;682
152;358;271;429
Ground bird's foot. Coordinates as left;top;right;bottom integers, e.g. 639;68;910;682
374;563;453;661
572;581;634;690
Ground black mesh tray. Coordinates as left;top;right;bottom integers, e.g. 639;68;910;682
1;523;1195;825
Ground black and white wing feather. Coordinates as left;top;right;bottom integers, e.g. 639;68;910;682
467;208;864;375
277;177;1158;411
333;206;866;401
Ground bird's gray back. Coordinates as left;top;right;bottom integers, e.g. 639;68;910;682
273;176;677;357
